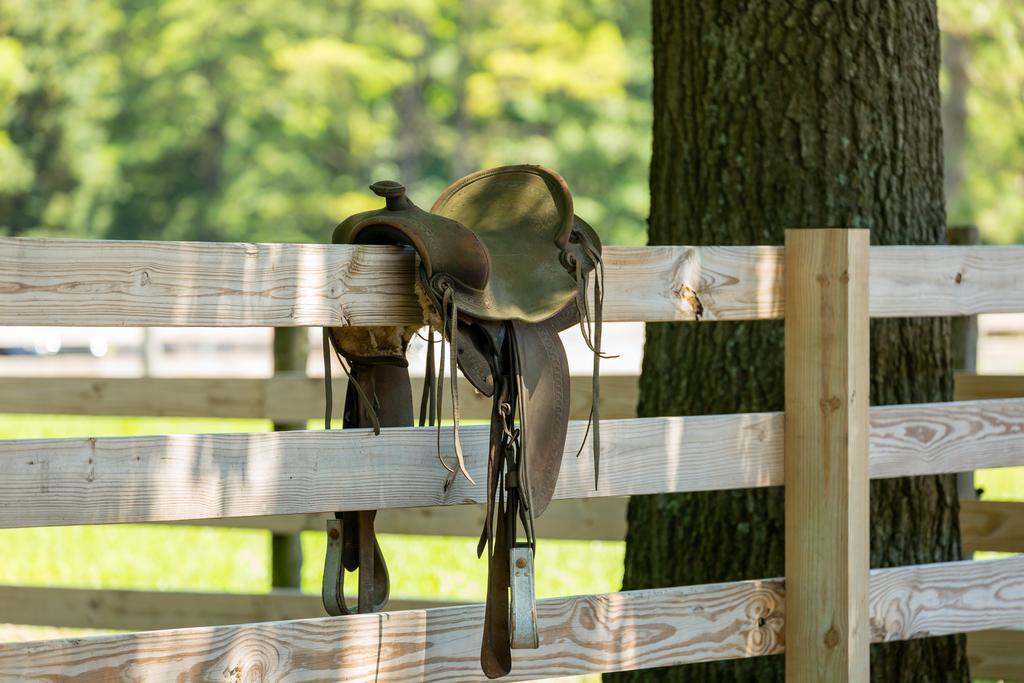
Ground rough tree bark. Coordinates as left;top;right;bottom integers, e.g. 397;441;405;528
611;2;965;681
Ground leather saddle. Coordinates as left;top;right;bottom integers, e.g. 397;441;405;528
321;165;604;678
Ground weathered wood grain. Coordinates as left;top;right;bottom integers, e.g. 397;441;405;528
869;556;1024;642
177;498;992;558
867;399;1024;477
1;557;1020;681
0;577;789;681
0;237;423;327
0;376;269;419
4;372;1016;421
0;375;639;422
0;411;782;529
783;229;870;681
954;373;1024;401
871;245;1024;317
2;399;1022;529
2;238;1022;326
966;628;1024;681
602;244;784;321
175;498;630;542
960;499;1024;554
3;372;1014;423
0;586;451;632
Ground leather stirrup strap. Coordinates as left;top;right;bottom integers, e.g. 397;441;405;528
321;355;411;616
481;480;513;678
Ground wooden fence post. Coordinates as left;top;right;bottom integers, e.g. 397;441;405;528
784;229;870;682
271;327;308;589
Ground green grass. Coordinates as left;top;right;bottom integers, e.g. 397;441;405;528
0;525;623;602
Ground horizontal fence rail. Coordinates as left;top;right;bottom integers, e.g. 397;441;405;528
2;238;1023;326
0;496;1015;633
954;374;1024;401
0;372;1010;421
967;629;1024;681
0;586;450;631
186;498;1021;558
2;398;1022;529
0;556;1020;682
960;499;1024;554
182;499;630;540
0;375;640;422
162;497;1021;555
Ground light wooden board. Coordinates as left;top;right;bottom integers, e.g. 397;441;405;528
867;399;1024;478
954;373;1024;401
961;499;1024;554
0;376;270;419
0;556;1020;681
0;412;784;529
0;580;786;681
2;399;1023;529
967;629;1024;681
181;497;631;541
0;238;421;327
783;229;870;681
175;499;1004;558
871;245;1024;317
867;556;1024;642
2;238;1023;326
0;586;450;632
0;375;639;422
1;372;1014;421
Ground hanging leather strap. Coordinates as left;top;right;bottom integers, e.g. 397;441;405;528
321;339;412;616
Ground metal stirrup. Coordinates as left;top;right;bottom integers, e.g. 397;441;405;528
509;545;539;649
322;512;388;615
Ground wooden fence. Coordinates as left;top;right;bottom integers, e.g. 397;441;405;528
0;234;1023;681
0;371;1015;421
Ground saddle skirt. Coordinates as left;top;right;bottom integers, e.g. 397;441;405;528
322;165;604;678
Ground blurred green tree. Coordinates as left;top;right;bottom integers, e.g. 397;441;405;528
0;0;653;245
939;1;1024;244
1;1;1019;245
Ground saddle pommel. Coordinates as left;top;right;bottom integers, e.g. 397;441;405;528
369;180;412;211
332;181;491;296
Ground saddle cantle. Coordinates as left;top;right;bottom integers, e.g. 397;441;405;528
321;165;604;678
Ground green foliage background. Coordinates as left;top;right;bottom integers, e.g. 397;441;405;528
0;1;1020;245
0;0;653;246
940;2;1024;244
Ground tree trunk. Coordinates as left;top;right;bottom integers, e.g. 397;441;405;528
612;2;966;681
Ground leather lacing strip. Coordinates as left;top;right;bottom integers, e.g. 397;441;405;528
415;286;474;486
570;233;612;488
436;286;473;484
321;327;381;435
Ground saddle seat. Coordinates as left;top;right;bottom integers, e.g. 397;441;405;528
335;165;593;325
